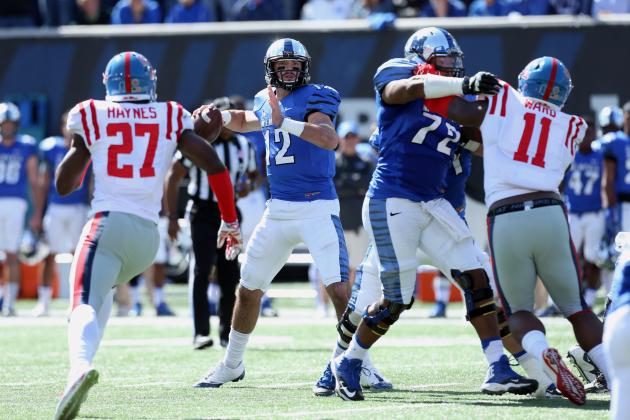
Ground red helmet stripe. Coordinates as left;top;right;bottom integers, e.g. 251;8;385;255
542;58;558;101
124;52;132;93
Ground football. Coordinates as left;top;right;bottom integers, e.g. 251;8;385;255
194;105;223;143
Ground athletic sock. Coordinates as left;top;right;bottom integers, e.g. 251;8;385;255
130;285;141;307
521;330;549;361
517;352;553;391
7;282;19;310
481;336;504;365
38;285;52;308
224;329;249;369
67;304;100;383
587;343;611;384
583;287;598;308
345;335;369;361
153;287;164;307
433;275;451;304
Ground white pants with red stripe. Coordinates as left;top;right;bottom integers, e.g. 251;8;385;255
69;211;159;313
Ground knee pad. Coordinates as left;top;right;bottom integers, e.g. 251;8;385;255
451;269;496;321
496;307;511;339
362;300;406;336
336;307;358;346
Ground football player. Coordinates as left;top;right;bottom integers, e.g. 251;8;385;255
32;110;91;317
53;51;241;420
329;27;537;401
562;116;603;310
603;230;630;420
193;38;352;388
0;102;40;316
439;56;612;406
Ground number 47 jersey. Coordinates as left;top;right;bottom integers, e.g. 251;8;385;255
480;83;587;208
67;99;192;223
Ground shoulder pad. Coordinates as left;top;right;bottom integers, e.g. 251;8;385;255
39;136;60;151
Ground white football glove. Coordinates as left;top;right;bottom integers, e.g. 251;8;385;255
217;220;243;261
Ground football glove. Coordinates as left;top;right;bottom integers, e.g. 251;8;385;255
462;72;501;96
217;220;243;261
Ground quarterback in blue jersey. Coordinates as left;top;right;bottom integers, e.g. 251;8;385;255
603;231;630;420
194;38;351;388
31;111;91;317
329;27;537;402
0;102;40;316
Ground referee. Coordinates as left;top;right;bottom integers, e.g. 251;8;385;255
165;96;258;349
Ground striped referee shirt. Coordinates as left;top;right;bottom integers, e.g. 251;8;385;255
177;134;257;202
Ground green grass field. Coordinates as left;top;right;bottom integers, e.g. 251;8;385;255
0;283;609;419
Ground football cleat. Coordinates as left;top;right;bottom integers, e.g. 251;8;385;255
543;383;563;398
31;303;49;318
193;335;214;350
193;361;245;388
313;362;335;397
331;355;364;401
543;348;586;405
566;345;600;383
481;355;538;395
429;301;447;318
156;302;175;317
585;373;609;394
54;368;99;420
360;358;393;391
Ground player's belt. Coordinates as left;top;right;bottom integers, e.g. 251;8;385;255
487;198;564;217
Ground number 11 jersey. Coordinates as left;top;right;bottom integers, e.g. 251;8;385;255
480;83;587;208
67;99;193;223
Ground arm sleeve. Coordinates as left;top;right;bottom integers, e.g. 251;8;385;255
305;85;341;121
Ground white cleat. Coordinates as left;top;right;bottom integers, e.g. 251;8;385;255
31;303;49;318
566;345;599;383
54;368;99;420
193;361;245;388
360;359;393;391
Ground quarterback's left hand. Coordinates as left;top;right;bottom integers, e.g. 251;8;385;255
217;220;243;261
267;85;284;127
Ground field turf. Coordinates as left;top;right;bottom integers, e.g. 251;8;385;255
0;283;609;419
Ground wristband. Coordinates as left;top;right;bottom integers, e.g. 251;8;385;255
422;74;464;99
280;118;306;137
207;169;237;223
221;110;232;126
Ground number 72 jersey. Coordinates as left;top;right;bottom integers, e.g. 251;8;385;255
67;99;193;223
480;83;587;208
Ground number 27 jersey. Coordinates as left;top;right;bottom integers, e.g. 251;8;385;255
480;83;586;208
67;99;193;223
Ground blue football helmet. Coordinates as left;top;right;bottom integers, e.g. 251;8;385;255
0;102;20;124
103;51;157;102
518;57;573;108
404;27;464;77
264;38;311;91
598;106;624;130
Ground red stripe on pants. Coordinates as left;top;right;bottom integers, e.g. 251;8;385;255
71;212;104;309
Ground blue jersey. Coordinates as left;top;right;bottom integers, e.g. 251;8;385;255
563;147;603;214
445;148;472;215
368;58;462;202
40;137;90;205
0;135;37;199
253;84;340;201
599;131;630;196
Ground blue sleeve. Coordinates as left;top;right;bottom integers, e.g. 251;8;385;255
305;85;340;121
147;3;162;23
603;141;617;161
373;59;414;94
110;3;124;24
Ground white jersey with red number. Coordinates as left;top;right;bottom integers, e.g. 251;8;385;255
480;83;586;208
67;99;193;223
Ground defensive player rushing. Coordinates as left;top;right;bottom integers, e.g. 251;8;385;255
436;56;612;406
0;102;40;316
604;231;630;420
32;111;91;317
329;27;537;401
53;51;242;420
193;38;351;388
